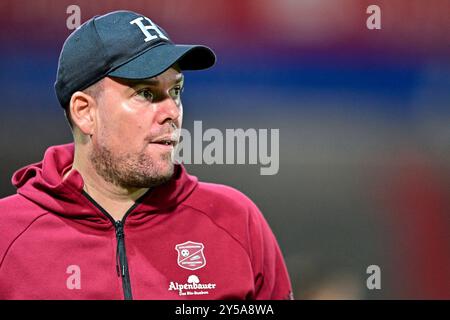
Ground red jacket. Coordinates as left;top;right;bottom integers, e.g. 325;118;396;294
0;143;292;300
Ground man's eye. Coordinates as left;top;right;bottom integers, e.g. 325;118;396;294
136;89;154;101
172;85;184;98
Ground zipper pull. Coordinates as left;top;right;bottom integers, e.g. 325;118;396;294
115;220;124;278
115;221;124;238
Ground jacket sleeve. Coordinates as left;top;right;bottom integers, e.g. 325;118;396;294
248;203;294;300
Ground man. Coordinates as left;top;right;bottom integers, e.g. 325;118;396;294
0;10;292;300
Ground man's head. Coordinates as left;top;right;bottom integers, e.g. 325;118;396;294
54;10;215;188
69;66;183;188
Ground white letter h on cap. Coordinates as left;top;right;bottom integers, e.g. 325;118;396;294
130;17;169;42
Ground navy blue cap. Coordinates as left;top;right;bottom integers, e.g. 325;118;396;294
55;10;216;108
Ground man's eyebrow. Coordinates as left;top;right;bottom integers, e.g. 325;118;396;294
127;73;184;86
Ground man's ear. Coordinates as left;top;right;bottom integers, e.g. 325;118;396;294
69;91;97;136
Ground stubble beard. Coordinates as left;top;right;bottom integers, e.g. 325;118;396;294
89;141;175;189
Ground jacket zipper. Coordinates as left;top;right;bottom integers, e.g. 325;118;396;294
114;220;132;300
82;190;148;300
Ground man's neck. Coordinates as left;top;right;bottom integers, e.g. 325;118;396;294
64;159;149;222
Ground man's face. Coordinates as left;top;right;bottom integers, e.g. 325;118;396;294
89;67;183;189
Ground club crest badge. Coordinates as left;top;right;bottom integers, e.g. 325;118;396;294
175;241;206;271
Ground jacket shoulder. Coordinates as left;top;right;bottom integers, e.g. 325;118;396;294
186;181;260;217
183;181;266;256
183;182;292;299
0;194;49;266
0;194;48;219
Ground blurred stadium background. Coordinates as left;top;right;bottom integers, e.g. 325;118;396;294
0;0;449;299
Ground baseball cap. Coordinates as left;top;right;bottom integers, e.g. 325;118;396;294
54;10;216;108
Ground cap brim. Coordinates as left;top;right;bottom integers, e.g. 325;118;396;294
108;43;216;79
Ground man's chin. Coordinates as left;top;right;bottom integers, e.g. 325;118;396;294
156;165;175;183
141;161;175;187
125;171;174;189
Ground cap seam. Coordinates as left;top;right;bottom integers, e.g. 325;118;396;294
91;17;111;71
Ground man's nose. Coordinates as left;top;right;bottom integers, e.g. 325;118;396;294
154;97;181;124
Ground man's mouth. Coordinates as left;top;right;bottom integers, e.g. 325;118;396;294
150;136;178;148
152;140;176;146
